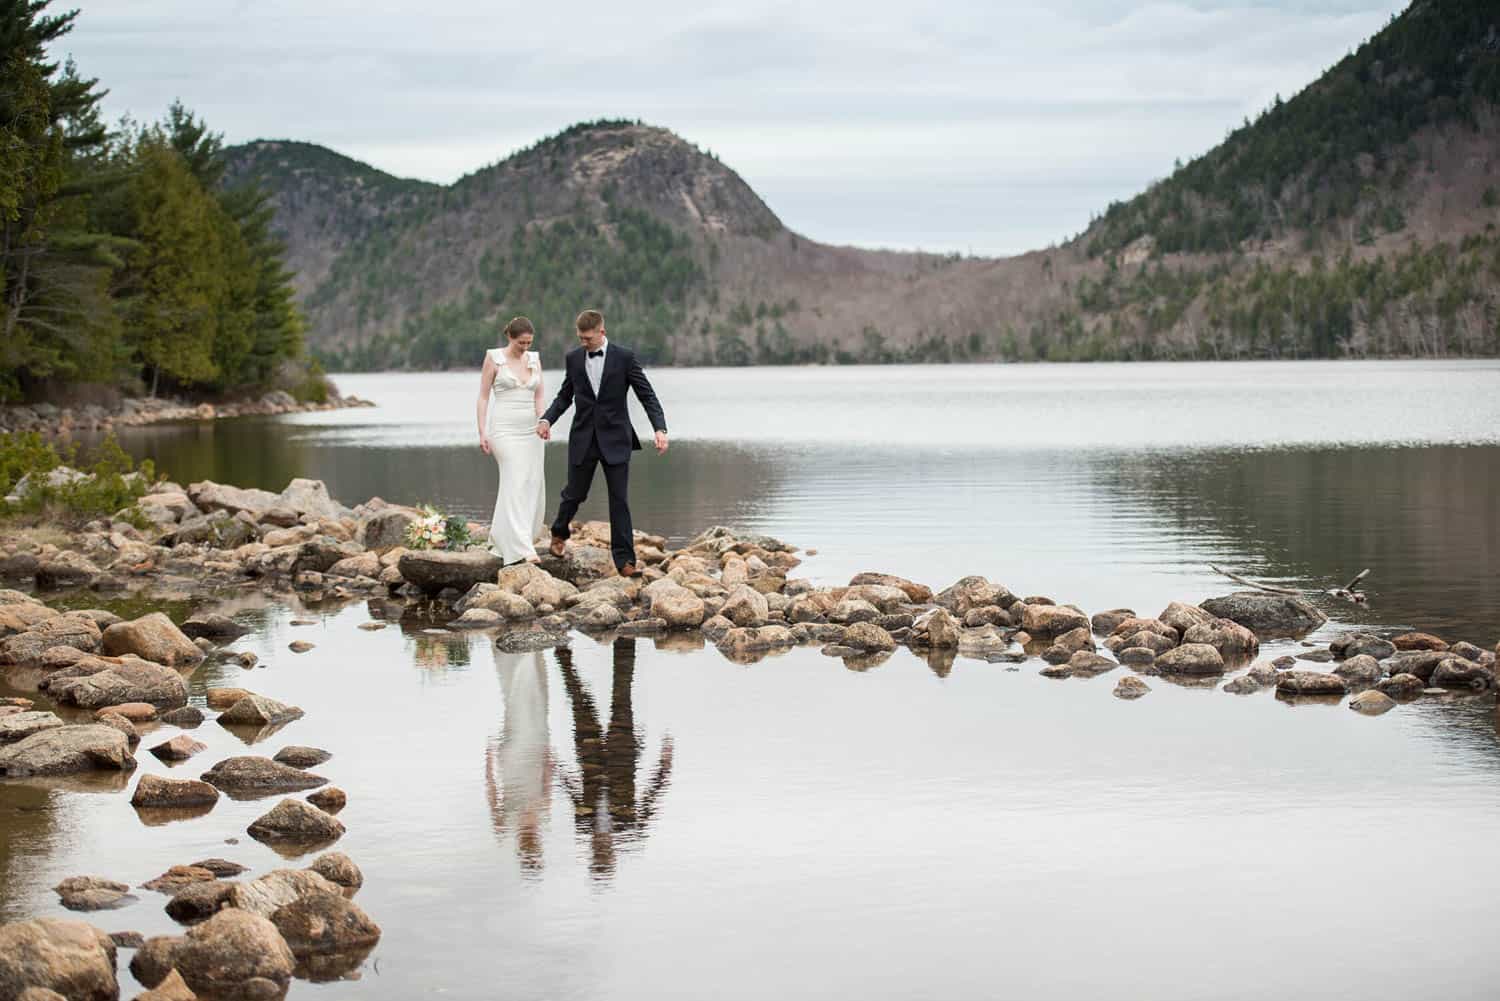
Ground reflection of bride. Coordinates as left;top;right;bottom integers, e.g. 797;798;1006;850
485;650;554;872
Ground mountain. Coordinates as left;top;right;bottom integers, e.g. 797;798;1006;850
221;0;1500;368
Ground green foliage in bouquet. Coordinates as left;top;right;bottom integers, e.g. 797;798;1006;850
403;504;476;551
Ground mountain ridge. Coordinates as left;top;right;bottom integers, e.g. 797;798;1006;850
221;0;1500;368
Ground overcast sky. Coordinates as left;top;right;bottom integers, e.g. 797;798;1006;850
59;1;1404;256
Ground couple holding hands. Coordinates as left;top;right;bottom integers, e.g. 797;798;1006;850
476;308;668;577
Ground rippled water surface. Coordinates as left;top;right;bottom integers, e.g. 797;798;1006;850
4;360;1499;1000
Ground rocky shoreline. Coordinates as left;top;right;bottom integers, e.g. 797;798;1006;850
1;474;1497;997
0;389;375;437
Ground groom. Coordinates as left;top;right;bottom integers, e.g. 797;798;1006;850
537;308;668;577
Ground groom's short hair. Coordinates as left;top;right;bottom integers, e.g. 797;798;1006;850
576;309;604;332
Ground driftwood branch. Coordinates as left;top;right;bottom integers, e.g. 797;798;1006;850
1208;565;1302;595
1341;569;1370;592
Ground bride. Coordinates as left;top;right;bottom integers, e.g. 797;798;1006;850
477;316;547;564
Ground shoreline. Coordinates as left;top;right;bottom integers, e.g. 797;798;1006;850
0;391;376;438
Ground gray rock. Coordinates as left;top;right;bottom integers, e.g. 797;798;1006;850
188;480;279;516
201;756;327;796
1113;676;1150;700
1330;632;1397;661
1067;651;1117;676
0;614;102;666
54;875;137;912
226;868;342;919
357;507;417;550
1384;650;1450;683
1117;647;1156;667
45;656;189;709
841;622;896;652
1275;670;1347;696
571;601;625;630
397;549;503;596
1198;591;1327;637
1222;675;1263;695
0;724;136;777
0;711;64;744
0;917;118;1000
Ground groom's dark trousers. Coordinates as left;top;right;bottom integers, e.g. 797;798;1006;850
542;342;666;570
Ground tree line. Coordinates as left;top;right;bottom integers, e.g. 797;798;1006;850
1;0;310;403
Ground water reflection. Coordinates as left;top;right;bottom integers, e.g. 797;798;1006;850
486;651;555;873
557;639;674;881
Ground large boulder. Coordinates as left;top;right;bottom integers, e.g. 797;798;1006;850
0;917;118;1001
398;549;503;596
0;725;136;777
201;756;327;796
171;908;295;1001
100;613;202;667
45;656;189;710
1430;657;1492;690
0;614;102;666
1198;591;1327;637
188;480;279;516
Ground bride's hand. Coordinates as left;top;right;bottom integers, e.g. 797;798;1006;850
479;435;491;455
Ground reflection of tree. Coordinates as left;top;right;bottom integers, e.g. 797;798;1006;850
555;639;674;881
410;632;471;670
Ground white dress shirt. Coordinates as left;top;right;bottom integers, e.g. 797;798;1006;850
585;338;608;396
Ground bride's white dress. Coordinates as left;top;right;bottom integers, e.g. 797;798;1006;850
486;348;546;563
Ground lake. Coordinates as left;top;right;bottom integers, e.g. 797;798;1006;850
4;359;1500;1000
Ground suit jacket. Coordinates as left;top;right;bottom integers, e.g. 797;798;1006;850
542;343;667;466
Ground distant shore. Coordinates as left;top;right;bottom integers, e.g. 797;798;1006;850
0;390;376;437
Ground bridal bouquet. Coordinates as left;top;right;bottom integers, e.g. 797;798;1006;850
403;504;477;551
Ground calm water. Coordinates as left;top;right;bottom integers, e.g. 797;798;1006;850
4;360;1500;1000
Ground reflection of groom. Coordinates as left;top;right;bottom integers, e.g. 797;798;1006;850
537;308;668;576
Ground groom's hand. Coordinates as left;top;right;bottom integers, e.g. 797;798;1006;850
536;419;551;440
654;430;669;455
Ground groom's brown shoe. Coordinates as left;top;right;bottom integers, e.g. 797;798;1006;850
617;562;640;578
548;536;567;557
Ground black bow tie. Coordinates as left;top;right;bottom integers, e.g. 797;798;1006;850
588;350;604;358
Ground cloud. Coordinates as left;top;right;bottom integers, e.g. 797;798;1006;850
60;0;1404;254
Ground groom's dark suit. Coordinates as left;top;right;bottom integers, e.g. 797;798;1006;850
542;341;667;569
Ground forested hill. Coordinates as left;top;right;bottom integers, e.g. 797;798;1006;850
224;0;1500;369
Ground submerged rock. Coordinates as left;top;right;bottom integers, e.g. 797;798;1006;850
1391;631;1448;652
1430;657;1492;690
1376;673;1426;700
1349;690;1396;715
139;866;218;893
307;787;347;814
270;890;381;956
272;746;331;769
1113;676;1151;700
180;613;248;641
54;875;136;912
